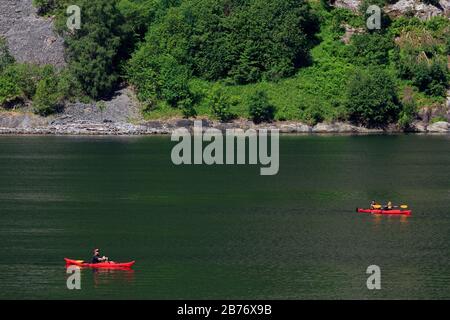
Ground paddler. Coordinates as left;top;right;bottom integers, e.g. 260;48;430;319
370;200;381;209
92;248;109;264
385;201;393;210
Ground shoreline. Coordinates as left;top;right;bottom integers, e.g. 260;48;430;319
0;118;449;136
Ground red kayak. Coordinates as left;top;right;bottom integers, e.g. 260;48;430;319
356;208;412;216
64;258;135;268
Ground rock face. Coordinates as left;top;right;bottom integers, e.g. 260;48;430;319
385;0;443;20
330;0;362;11
427;121;450;132
0;0;65;66
0;114;390;135
53;88;143;125
440;0;450;16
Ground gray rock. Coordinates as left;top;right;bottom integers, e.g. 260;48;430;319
440;0;450;16
386;0;443;20
53;88;143;125
0;112;49;128
330;0;361;11
427;121;449;132
312;122;369;133
410;121;427;132
0;0;65;66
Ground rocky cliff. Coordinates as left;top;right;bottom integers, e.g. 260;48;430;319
0;0;65;66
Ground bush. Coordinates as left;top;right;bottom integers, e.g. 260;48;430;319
32;0;63;15
430;116;448;123
248;90;276;123
33;76;62;116
412;61;448;97
345;68;401;127
349;32;394;65
207;86;236;122
0;75;21;106
398;87;417;130
2;64;46;99
179;97;197;118
127;51;194;109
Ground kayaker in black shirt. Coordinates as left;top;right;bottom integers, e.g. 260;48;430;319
92;248;109;264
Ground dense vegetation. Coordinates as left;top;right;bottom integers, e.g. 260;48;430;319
0;0;449;128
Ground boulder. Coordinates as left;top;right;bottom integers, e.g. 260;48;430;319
385;0;443;20
427;121;450;132
330;0;362;11
410;121;427;132
0;112;49;128
439;0;450;16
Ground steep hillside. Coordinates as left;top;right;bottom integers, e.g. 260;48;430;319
0;0;65;66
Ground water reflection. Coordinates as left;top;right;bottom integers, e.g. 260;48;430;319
371;214;410;226
91;268;135;287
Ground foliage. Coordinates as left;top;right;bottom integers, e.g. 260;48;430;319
345;68;401;127
0;38;15;72
430;116;448;123
0;75;21;106
248;90;276;123
32;66;63;115
207;86;236;122
349;32;394;65
397;87;416;130
411;61;448;97
134;0;319;84
127;51;194;110
64;0;127;99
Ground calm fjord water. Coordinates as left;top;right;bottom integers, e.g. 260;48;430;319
0;135;449;299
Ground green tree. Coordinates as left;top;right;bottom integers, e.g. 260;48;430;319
0;75;21;107
398;87;417;130
412;61;448;97
248;90;276;124
0;38;14;72
33;67;62;115
345;68;401;127
65;0;126;99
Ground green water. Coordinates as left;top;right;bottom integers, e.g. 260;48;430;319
0;135;449;299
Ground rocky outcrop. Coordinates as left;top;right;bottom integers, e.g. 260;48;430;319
312;122;381;133
0;113;401;135
385;0;443;20
54;88;143;124
0;0;65;66
427;121;450;132
440;0;450;16
330;0;362;11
